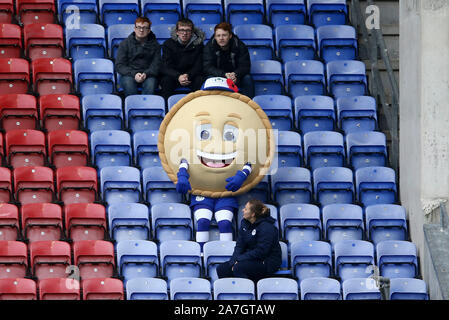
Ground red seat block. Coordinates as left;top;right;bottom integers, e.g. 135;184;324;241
64;203;106;242
29;240;71;280
82;278;123;300
0;203;19;240
21;203;63;243
5;129;46;168
0;278;36;300
39;94;81;132
38;277;80;300
0;57;30;94
13;166;55;204
73;240;115;280
0;166;12;203
16;0;55;25
24;23;64;60
48;130;89;168
0;0;13;23
56;166;97;205
0;241;28;279
0;94;38;131
0;23;22;58
32;57;72;96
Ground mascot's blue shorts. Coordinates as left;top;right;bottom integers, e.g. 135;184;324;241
190;196;239;212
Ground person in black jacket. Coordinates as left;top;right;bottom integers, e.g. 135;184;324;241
160;18;205;100
216;199;282;282
115;17;161;97
203;22;255;98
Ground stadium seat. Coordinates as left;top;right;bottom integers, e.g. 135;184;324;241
271;167;312;206
214;278;255;300
198;24;214;44
377;240;418;279
336;95;378;134
29;240;71;280
90;130;132;171
253;95;293;131
82;278;124;300
100;166;142;205
108;203;151;242
65;24;106;61
300;277;341;300
250;59;284;95
183;0;222;26
64;203;107;241
0;203;19;240
39;94;81;132
365;204;408;246
16;0;55;25
334;240;375;282
224;0;264;26
98;0;139;27
275;24;315;62
203;240;235;284
151;24;175;44
31;57;73;96
236;175;271;206
0;23;22;58
13;166;55;204
346;131;388;170
234;24;274;61
0;241;28;279
167;93;186;111
73;240;115;280
151;203;193;243
303;131;345;171
141;0;181;25
0;58;30;94
0;167;12;203
342;278;381;300
5;129;46;168
23;23;64;60
389;278;428;300
257;277;298;300
38;278;80;300
21;203;63;243
280;203;321;246
74;58;115;96
326;60;367;98
307;0;348;28
48;130;89;168
294;95;335;134
355;166;397;207
284;60;326;98
58;0;98;25
124;94;165;132
322;204;364;247
0;0;13;23
317;25;357;63
290;240;332;283
142;166;182;205
82;94;124;132
133;130;160;169
170;277;211;300
107;24;134;59
0;278;36;300
0;132;3;165
0;94;38;131
266;0;306;27
275;241;291;276
126;277;168;300
275;131;302;167
313;167;355;206
116;240;159;283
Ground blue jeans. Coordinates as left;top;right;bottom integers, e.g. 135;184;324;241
120;75;157;97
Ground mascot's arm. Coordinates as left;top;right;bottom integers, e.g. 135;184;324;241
176;158;191;194
225;163;252;192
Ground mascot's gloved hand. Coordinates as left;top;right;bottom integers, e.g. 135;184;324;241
225;170;247;192
176;159;191;194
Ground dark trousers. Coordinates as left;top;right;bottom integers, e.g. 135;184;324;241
160;74;205;100
235;74;255;99
216;260;268;282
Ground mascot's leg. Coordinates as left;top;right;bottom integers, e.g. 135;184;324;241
194;208;213;250
215;208;234;241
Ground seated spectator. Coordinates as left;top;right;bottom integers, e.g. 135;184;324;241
160;18;206;100
203;22;255;98
115;17;161;97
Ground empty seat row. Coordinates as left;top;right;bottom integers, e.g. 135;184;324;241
0;0;55;25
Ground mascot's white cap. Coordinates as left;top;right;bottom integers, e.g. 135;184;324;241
201;77;239;92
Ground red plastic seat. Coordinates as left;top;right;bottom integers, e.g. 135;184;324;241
0;135;4;168
64;203;106;242
0;94;38;131
16;0;55;25
38;278;80;300
0;58;30;94
56;166;97;205
31;57;72;95
13;166;55;204
0;241;28;279
5;129;46;168
82;278;123;300
21;203;63;243
0;23;22;58
0;0;13;23
23;23;64;60
0;203;19;240
73;240;115;280
29;240;71;280
0;167;12;203
0;278;36;300
39;94;81;132
48;130;89;168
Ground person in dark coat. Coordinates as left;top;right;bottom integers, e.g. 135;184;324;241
216;199;282;282
160;18;206;100
115;17;161;97
203;22;255;98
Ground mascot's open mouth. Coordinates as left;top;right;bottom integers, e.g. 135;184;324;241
197;150;236;168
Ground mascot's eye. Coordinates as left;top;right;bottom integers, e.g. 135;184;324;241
201;130;210;140
196;123;212;141
223;124;238;142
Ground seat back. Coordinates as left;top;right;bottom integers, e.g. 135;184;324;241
0;93;38;131
300;277;341;300
39;94;81;131
233;24;274;61
257;277;298;300
274;24;314;61
29;240;71;279
82;278;124;300
48;130;89;168
64;203;107;241
21;203;63;243
107;24;134;59
0;23;22;58
126;277;168;300
65;24;106;60
151;203;193;242
24;23;64;60
213;277;255;300
170;277;211;300
13;166;55;204
100;166;141;205
0;203;19;240
108;203;150;242
38;278;80;300
0;240;28;279
5;129;46;168
0;57;30;94
342;278;381;300
0;278;37;300
82;93;123;132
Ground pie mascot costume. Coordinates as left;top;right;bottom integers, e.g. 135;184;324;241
158;78;275;249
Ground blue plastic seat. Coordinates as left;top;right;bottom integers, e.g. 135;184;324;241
389;278;428;300
233;24;274;61
151;203;193;243
133;130;160;169
170;278;211;300
151;24;176;44
100;166;141;205
65;24;106;61
257;278;298;300
334;240;374;282
336;95;378;134
377;240;418;279
250;60;284;95
126;277;168;300
266;0;306;27
280;203;321;246
274;241;291;276
307;0;348;28
276;131;302;167
99;0;139;27
275;25;315;62
271;167;312;206
82;94;123;132
74;58;115;96
198;24;215;44
342;278;382;300
317;25;357;63
290;240;332;283
167;94;187;111
184;0;223;26
355;166;397;207
303;131;345;171
107;24;134;59
108;203;150;242
346;131;387;170
224;0;264;26
322;204;364;247
90;130;132;170
213;278;255;300
284;60;326;98
365;204;407;246
142;166;182;205
58;0;98;25
203;240;235;284
236;175;271;206
300;277;341;300
326;60;367;98
116;240;159;283
253;95;293;131
141;0;181;25
124;95;165;132
313;167;354;206
294;95;335;133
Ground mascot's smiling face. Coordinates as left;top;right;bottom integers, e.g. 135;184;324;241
158;90;275;198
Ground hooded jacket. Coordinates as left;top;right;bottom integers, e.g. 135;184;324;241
231;215;282;274
115;31;161;78
161;26;206;79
